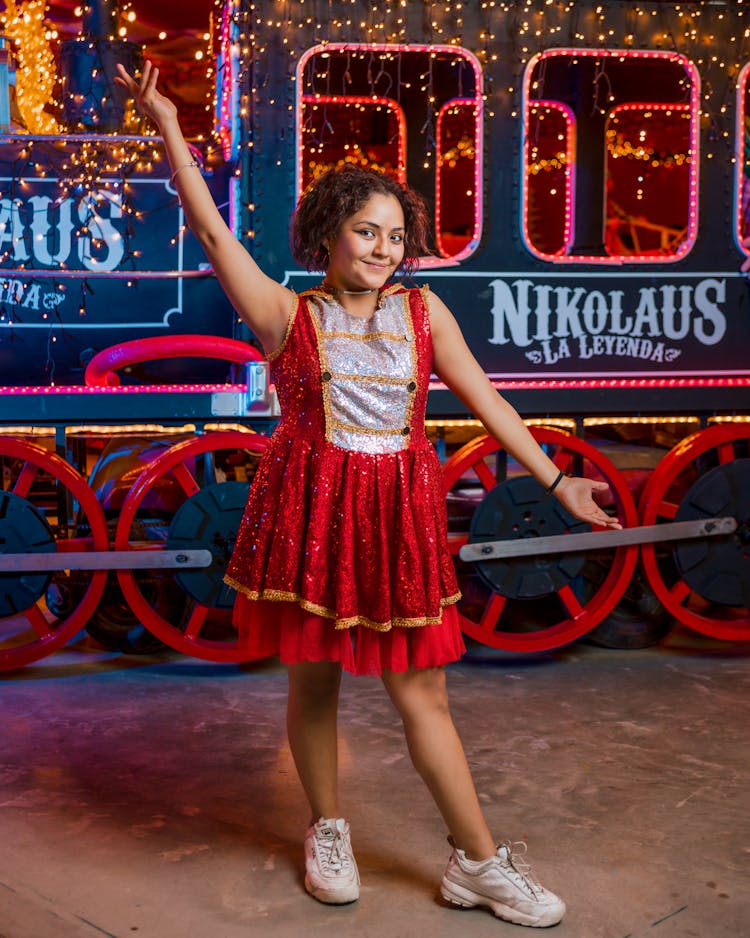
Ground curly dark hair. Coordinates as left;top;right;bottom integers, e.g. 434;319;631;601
290;165;431;274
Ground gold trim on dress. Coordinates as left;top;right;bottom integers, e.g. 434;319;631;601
380;282;406;300
307;298;336;443
224;573;461;632
329;372;414;387
322;329;410;342
401;289;419;433
266;293;300;362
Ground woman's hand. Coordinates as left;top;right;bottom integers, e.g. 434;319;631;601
114;61;177;129
553;477;623;530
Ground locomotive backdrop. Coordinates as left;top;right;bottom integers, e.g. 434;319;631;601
0;0;749;671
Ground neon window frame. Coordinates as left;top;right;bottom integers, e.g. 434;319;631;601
605;102;693;260
435;98;483;262
521;100;576;259
735;62;750;257
295;43;484;269
521;48;700;265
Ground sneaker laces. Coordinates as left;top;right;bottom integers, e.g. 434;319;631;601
497;841;543;899
315;824;352;875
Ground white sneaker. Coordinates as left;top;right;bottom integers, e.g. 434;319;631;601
441;839;565;927
304;817;360;904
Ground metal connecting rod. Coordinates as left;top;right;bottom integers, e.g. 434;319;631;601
0;549;213;573
459;517;738;562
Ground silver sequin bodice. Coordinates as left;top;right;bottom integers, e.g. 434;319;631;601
308;291;419;455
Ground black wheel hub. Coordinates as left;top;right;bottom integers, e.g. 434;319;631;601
674;458;750;607
468;475;590;600
0;491;57;616
166;481;249;608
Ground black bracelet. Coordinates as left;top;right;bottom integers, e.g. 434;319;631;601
545;470;565;497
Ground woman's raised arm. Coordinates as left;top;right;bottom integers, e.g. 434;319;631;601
115;62;294;355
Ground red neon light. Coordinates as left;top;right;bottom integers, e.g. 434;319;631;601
522;48;701;265
736;62;750;258
3;377;749;397
0;384;249;395
429;377;750;391
217;0;240;162
522;100;576;258
2;374;749;397
435;99;483;262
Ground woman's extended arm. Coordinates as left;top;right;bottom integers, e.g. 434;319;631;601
428;291;622;529
115;62;293;354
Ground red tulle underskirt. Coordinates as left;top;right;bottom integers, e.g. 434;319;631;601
233;596;466;676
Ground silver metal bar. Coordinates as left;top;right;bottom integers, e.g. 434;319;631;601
0;549;213;573
458;517;738;562
0;269;213;279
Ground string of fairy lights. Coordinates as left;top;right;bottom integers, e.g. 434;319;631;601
213;0;750;255
0;0;215;346
3;1;749;231
2;2;748;186
527;108;693;175
1;0;750;358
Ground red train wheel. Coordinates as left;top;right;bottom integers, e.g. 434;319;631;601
114;431;270;662
639;424;750;641
0;438;108;670
442;428;638;652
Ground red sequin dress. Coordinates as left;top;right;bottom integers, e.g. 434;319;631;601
224;283;464;675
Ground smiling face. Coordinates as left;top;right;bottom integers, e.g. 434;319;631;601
324;193;406;291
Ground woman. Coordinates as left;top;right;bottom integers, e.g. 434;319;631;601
116;61;620;928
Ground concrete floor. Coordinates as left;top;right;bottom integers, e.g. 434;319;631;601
1;629;749;938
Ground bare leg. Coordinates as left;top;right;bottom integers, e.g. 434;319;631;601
381;666;496;861
287;660;342;820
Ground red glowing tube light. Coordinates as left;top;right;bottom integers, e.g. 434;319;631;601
1;375;749;396
216;0;241;162
0;384;249;395
735;62;750;256
522;48;701;265
435;99;483;263
429;376;750;392
521;100;576;259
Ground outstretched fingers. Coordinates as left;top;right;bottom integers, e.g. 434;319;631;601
578;503;620;529
144;63;160;98
139;59;152;90
592;511;622;530
114;61;159;101
585;483;622;529
558;477;622;530
114;62;137;93
589;481;622;528
586;492;621;529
